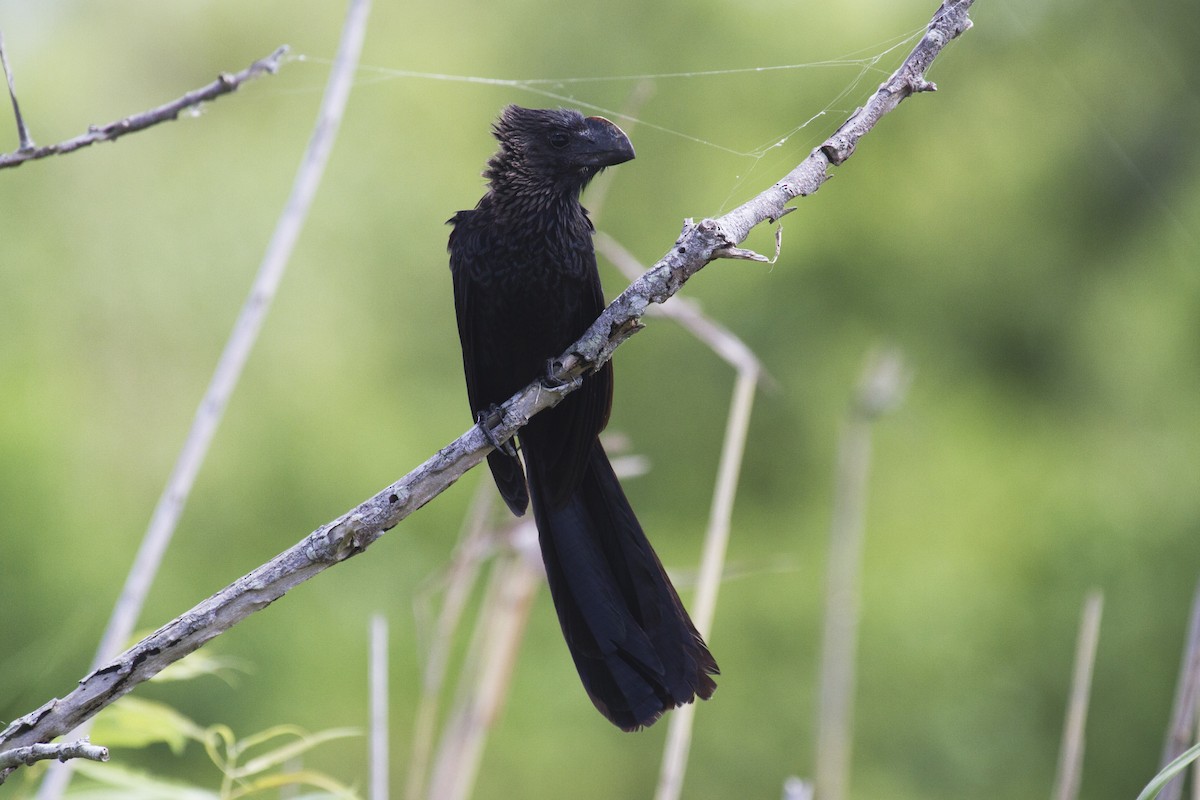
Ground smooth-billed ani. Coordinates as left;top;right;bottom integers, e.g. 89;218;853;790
447;105;718;730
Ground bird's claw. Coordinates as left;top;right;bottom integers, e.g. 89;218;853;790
542;358;583;393
476;404;517;457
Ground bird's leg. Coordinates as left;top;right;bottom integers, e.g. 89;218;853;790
476;404;517;457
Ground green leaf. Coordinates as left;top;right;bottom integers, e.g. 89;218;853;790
225;768;361;799
69;760;217;800
91;696;206;755
151;651;249;685
230;727;361;779
1135;742;1200;800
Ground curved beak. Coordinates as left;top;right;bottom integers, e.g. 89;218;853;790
578;116;636;167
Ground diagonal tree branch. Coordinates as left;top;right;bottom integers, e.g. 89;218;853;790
0;45;288;169
0;0;975;766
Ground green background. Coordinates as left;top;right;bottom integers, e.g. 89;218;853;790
1;0;1197;797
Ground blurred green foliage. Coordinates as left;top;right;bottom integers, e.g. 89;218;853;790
14;690;362;799
1;0;1198;798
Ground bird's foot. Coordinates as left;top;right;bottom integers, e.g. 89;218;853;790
541;358;584;392
476;404;517;457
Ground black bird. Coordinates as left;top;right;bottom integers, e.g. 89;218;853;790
447;106;718;730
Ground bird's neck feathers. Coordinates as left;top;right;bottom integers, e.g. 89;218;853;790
482;146;597;215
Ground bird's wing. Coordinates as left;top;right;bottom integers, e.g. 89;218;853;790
449;211;530;515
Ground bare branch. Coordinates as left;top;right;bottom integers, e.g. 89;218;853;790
0;0;974;759
542;0;973;394
0;46;287;169
596;232;773;385
0;30;35;151
0;740;108;778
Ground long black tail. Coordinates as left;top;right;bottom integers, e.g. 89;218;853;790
527;440;718;731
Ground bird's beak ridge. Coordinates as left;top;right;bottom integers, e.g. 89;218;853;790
581;116;636;167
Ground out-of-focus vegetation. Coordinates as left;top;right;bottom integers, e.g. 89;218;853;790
1;0;1197;797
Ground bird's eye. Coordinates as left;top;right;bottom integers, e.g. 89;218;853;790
548;131;570;149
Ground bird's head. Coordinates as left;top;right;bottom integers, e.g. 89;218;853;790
486;105;635;196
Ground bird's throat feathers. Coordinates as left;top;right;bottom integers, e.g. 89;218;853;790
482;146;601;210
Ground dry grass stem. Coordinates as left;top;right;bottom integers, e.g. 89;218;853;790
1051;590;1104;800
814;347;908;800
425;534;541;800
406;483;498;800
370;614;390;800
1159;581;1200;800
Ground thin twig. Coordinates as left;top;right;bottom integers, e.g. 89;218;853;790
1051;590;1104;800
370;614;389;800
0;46;288;169
1159;580;1200;800
0;0;973;762
596;233;773;387
0;741;107;773
0;30;35;151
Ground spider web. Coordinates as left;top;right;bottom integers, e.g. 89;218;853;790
288;20;930;211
